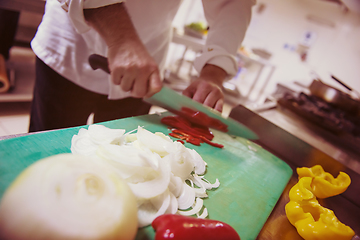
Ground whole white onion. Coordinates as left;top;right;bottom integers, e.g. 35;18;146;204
0;153;138;240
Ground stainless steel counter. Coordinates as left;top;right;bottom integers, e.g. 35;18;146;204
229;105;360;239
258;105;360;174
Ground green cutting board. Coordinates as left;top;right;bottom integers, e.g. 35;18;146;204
0;113;292;240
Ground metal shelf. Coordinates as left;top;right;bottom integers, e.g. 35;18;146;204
0;70;34;102
0;48;35;102
0;0;45;14
0;0;44;102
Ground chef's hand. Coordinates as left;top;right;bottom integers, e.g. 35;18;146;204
84;3;162;98
183;64;227;112
107;39;162;98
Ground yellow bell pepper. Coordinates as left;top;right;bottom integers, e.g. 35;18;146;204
285;177;355;240
297;165;351;198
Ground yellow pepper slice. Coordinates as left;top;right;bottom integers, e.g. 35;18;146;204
297;165;351;198
285;177;355;240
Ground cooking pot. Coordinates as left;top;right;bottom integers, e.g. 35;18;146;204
309;79;360;114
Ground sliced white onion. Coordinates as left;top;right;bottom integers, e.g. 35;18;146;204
125;132;137;142
163;143;194;181
166;192;179;214
197;207;209;219
177;183;196;210
96;143;150;167
127;158;171;199
136;126;173;157
187;178;208;198
98;155;156;183
151;190;171;213
187;148;207;175
71;133;98;156
68;125;221;227
177;198;204;216
190;174;220;189
71;125;125;155
194;187;208;198
139;148;161;171
168;174;184;198
87;124;125;145
137;190;171;227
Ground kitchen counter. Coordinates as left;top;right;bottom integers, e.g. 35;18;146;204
1;106;359;239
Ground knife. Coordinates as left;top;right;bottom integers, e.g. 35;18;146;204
88;54;258;140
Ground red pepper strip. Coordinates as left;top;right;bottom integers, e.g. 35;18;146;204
170;130;203;146
186;139;201;146
161;116;214;140
176;140;185;144
161;116;188;130
198;135;224;148
184;136;202;146
152;214;241;240
169;132;186;140
162;116;223;148
180;107;228;132
190;125;214;140
172;129;191;137
172;129;224;148
172;129;207;140
165;117;214;140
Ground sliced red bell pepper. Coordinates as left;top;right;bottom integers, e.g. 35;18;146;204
161;116;214;140
161;115;224;148
152;214;240;240
169;132;186;140
172;129;224;148
179;107;228;132
170;130;203;146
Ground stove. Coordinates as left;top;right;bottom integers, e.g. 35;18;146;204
247;81;360;174
278;92;360;142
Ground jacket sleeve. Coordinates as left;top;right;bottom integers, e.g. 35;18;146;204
194;0;255;79
57;0;124;33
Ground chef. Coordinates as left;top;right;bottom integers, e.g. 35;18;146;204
29;0;254;132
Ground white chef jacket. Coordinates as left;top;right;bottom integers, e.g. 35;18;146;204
31;0;254;99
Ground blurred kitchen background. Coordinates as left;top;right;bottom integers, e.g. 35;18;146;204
1;0;360;137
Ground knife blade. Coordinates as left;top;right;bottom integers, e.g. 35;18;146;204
88;54;258;139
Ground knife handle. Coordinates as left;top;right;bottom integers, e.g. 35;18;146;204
88;54;110;74
331;75;352;91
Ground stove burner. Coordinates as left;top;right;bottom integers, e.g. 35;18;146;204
278;92;360;137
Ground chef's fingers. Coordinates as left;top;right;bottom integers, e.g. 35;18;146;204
183;80;223;111
131;70;151;98
191;82;215;104
144;70;162;98
120;66;137;92
182;84;195;99
214;98;224;112
183;79;216;102
203;88;224;111
111;67;123;85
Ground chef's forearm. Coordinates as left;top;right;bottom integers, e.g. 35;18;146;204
83;2;162;99
83;3;141;48
193;0;254;79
